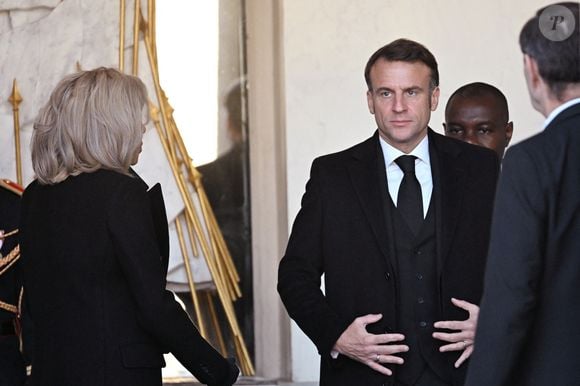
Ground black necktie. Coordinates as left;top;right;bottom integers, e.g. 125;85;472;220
395;155;423;234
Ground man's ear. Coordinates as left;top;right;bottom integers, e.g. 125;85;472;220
430;86;440;111
505;121;514;146
366;90;375;114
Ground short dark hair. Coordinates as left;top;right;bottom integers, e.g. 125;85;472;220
446;82;510;122
519;2;580;99
364;38;439;91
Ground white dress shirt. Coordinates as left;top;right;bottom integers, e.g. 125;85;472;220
379;134;433;218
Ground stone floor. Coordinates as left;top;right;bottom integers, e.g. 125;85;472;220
162;353;318;385
162;378;317;386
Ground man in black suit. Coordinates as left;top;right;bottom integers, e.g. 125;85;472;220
278;39;499;385
443;82;513;160
465;3;580;385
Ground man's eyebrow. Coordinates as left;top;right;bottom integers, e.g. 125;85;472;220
374;85;424;92
374;86;394;92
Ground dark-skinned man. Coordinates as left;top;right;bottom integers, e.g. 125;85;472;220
443;82;513;160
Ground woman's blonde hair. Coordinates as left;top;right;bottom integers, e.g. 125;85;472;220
31;67;148;184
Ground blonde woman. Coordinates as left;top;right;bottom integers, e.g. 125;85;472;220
20;68;239;386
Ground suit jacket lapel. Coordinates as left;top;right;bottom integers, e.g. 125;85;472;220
347;132;395;272
147;183;170;277
128;169;170;278
346;130;466;275
429;129;464;276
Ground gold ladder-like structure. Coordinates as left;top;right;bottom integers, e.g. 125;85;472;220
118;0;254;376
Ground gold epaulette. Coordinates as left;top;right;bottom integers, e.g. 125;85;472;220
0;179;24;196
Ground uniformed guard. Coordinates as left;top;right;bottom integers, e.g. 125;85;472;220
0;178;26;386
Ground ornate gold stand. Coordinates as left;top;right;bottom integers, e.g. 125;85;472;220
119;0;254;375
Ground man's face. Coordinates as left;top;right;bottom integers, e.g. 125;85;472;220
443;95;513;159
367;59;439;153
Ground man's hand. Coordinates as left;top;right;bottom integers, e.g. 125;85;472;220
333;314;408;376
432;298;479;368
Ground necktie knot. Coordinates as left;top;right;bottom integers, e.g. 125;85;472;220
395;155;417;175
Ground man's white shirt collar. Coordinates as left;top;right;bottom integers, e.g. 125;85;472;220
380;133;431;167
543;97;580;130
379;133;432;218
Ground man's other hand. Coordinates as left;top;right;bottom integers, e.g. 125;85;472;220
333;313;408;376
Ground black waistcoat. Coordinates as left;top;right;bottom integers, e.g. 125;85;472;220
388;197;450;385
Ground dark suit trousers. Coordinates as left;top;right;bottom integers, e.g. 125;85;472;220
396;366;450;386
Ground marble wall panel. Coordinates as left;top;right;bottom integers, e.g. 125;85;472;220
0;0;206;286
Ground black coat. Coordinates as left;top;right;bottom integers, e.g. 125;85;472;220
0;186;21;321
20;169;237;386
0;186;21;318
278;129;499;385
0;185;27;386
465;102;580;386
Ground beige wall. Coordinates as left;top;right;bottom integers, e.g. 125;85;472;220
279;0;556;380
0;0;561;382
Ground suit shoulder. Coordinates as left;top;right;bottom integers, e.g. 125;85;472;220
510;107;580;156
74;171;150;218
436;131;494;155
312;135;376;167
500;130;565;179
93;171;151;207
504;129;557;164
464;141;498;163
88;169;147;190
433;132;499;169
53;170;148;201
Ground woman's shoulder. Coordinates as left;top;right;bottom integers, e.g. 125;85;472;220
22;170;149;205
90;169;149;198
93;168;144;184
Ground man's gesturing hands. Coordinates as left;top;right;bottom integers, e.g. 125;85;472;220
433;298;479;368
332;314;409;376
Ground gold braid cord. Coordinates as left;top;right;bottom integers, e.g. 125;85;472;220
124;0;255;375
0;229;18;240
17;287;24;352
0;244;20;275
0;244;20;314
0;299;18;314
